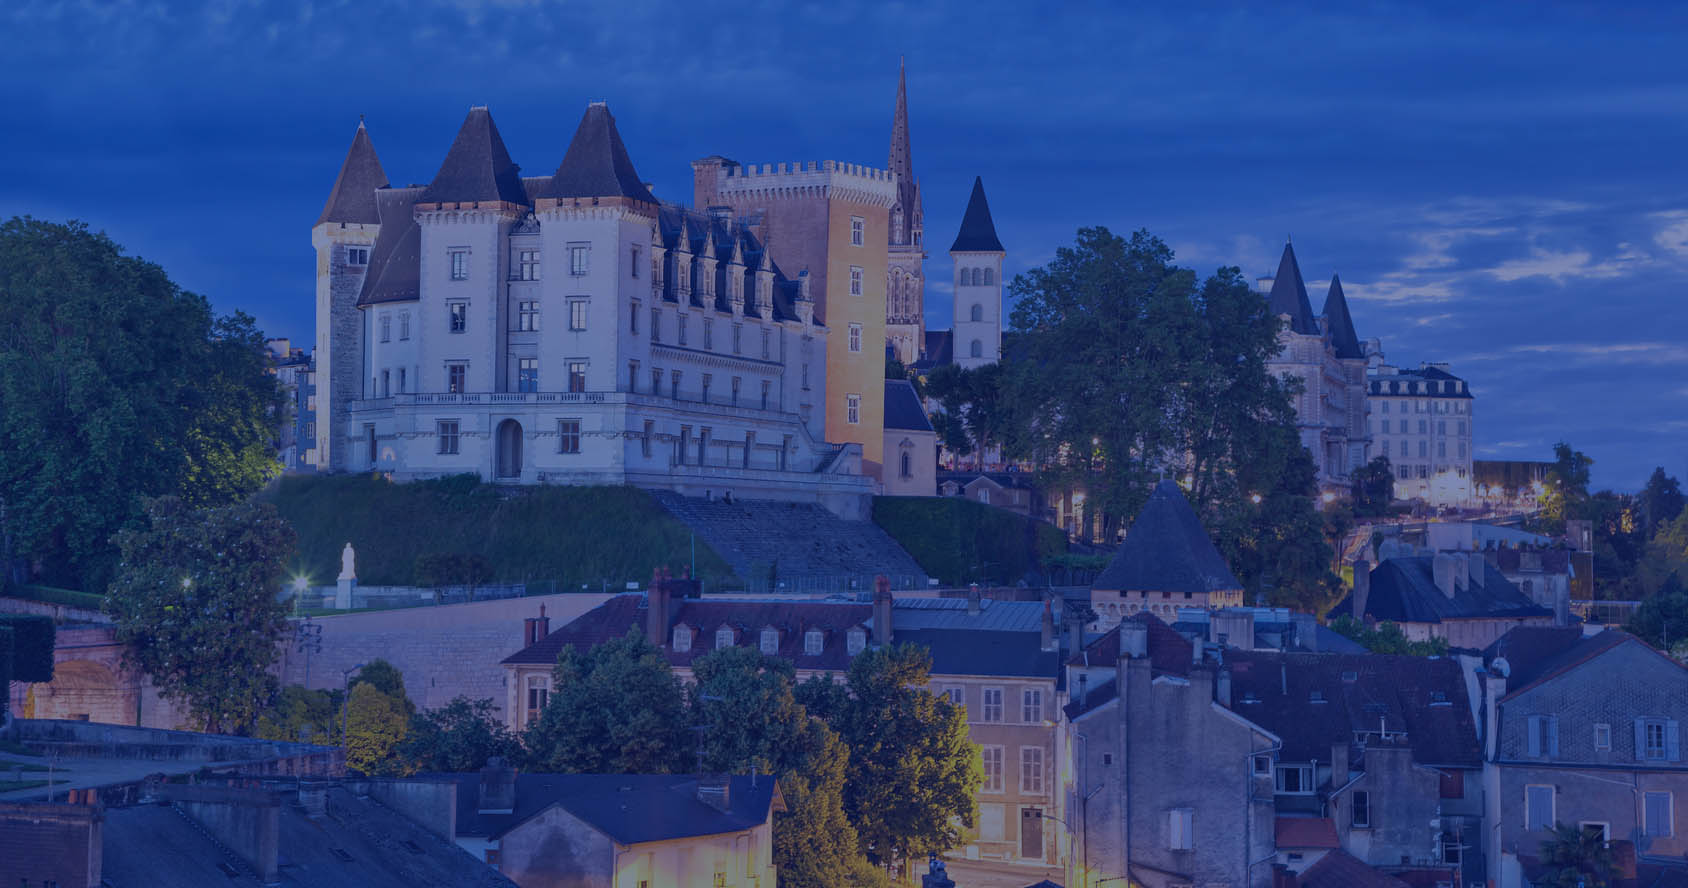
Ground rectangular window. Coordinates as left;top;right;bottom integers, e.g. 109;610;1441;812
569;244;589;276
1595;723;1612;751
526;680;548;725
849;265;863;296
981;746;1004;792
379;313;391;342
703;319;713;350
1646;791;1673;837
850;215;864;246
982;687;1004;722
943;686;964;708
631;245;640;278
730;377;741;406
847;393;860;424
449;302;468;333
1526;785;1554;831
641;420;654;458
979;804;1005;841
1252;755;1272;775
397;368;405;393
1275;765;1314;794
743;431;753;468
449;249;468;280
732;325;742;354
1643;719;1672;760
558;419;580;454
628;361;639;393
1352;790;1371;828
399;311;410;340
1168;808;1194;851
650;308;661;342
380;369;389;397
1022;689;1043;724
1020;746;1045;794
671;371;682;400
517;358;538;393
569;299;587;332
516;300;539;331
517;249;540;281
437;420;460;454
848;323;862;353
801;362;810;390
567;361;587;393
346;246;369;266
761;329;771;359
761;380;771;410
678;314;688;346
701;373;712;404
447;363;466;394
631;301;640;335
677;425;690;465
1527;715;1559;758
651;368;663;396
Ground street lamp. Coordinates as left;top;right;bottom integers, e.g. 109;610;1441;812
340;663;366;751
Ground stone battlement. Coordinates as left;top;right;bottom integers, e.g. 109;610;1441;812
709;159;898;207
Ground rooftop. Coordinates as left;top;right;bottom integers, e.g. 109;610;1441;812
442;772;780;845
1335;555;1551;625
1092;480;1242;596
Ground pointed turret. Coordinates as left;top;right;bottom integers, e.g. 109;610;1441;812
543;102;656;203
949;177;1004;253
888;59;922;247
1322;274;1364;359
317;120;389;226
419;106;528;206
1092;480;1243;596
1267;241;1319;336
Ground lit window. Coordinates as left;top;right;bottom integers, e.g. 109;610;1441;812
517;358;538;393
449;302;468;333
569;300;588;332
848;323;862;353
558;419;580;454
1020;746;1044;794
849;266;863;296
981;746;1004;792
760;628;779;654
850;216;864;246
847;393;860;424
569;244;589;276
567;361;587;394
804;629;823;655
982;687;1004;722
437;420;460;454
449;249;468;280
447;364;466;394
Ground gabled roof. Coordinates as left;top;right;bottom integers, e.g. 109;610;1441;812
1223;650;1481;767
1485;628;1668;702
897;627;1061;679
1267;242;1319;336
884;378;933;432
317;121;389;226
541;103;656;203
1322;274;1364;360
356;187;424;306
1334;556;1552;625
949;176;1004;253
446;773;780;845
1092;481;1242;595
1297;849;1413;888
419;106;528;206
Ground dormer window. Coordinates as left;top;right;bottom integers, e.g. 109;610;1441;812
673;625;692;653
760;628;779;655
847;628;867;656
716;626;735;649
804;629;824;656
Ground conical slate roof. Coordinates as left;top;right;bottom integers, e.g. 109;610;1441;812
420;106;528;206
317;121;388;226
542;103;656;203
949;176;1003;253
1322;273;1364;359
356;187;423;306
1092;481;1243;595
1267;242;1319;336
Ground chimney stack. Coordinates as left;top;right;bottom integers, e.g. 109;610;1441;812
1351;559;1371;620
647;568;671;645
1066;602;1085;652
1467;555;1485;590
1040;598;1056;652
1330;742;1350;785
966;583;982;616
1554;584;1571;627
872;575;893;646
523;604;552;647
1120;621;1148;660
478;757;516;814
1217;668;1232;707
697;774;731;813
1433;554;1459;599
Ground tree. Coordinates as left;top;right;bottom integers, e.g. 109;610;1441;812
399;696;525;773
1538;822;1615;888
1638;467;1687;537
254;685;341;745
353;659;415;718
344;681;410;775
1350;456;1395;518
414;552;494;590
524;628;689;774
797;644;981;871
0;218;281;592
1626;572;1688;650
1538;442;1594;534
106;496;295;733
1328;615;1450;656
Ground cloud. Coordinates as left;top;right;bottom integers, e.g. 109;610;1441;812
1507;342;1688;366
1483;247;1629;282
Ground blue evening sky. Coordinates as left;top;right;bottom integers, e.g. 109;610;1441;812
3;1;1684;490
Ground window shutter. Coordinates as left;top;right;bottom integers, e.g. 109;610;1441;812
1669;720;1681;762
1637;719;1650;763
1548;716;1560;758
1527;716;1541;757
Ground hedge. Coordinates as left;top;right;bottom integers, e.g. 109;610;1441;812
0;614;54;683
872;496;1068;586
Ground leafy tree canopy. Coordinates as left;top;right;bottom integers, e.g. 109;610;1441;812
524;628;690;774
1350;456;1396;518
106;497;295;733
254;685;341;746
1538;822;1615;888
1537;441;1594;534
345;681;410;776
1328;615;1450;656
399;696;524;773
0;217;281;591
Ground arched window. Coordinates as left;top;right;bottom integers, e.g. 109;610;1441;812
901;450;912;479
760;628;779;654
969;303;983;323
970;339;983;358
804;629;824;656
716;626;735;649
673;625;692;652
972;268;984;286
983;267;994;285
959;268;970;287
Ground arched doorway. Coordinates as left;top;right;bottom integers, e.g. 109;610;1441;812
496;419;523;479
29;659;130;724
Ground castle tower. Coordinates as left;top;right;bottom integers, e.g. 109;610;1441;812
950;177;1004;370
885;60;926;366
1322;273;1371;475
312;120;387;470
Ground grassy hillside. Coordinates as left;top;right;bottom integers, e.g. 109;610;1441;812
872;496;1069;586
264;474;736;588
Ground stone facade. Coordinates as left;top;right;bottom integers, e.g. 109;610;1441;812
1368;358;1475;506
886;61;928;367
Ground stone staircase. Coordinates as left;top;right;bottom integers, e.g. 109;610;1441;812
649;490;929;594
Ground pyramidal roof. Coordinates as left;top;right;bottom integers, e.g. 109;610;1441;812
543;103;656;203
1267;242;1319;336
1322;273;1364;359
419;106;528;206
949;176;1004;253
1092;480;1243;595
316;121;389;226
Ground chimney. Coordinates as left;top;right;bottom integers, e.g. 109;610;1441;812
1120;621;1148;660
647;570;670;646
1217;668;1232;707
1482;661;1509;759
1351;560;1371;619
872;575;893;646
478;757;517;813
697;774;731;813
1292;612;1318;652
690;155;736;209
537;603;549;639
1077;673;1089;709
1330;742;1349;785
1272;862;1299;888
1433;554;1459;599
1040;598;1056;652
523;603;552;648
1067;603;1085;652
1554;584;1571;627
1453;553;1470;592
1467;555;1485;590
967;583;982;616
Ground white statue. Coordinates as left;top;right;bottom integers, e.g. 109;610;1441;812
338;543;357;581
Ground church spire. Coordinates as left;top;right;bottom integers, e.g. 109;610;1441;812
317;119;389;226
888;59;922;247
